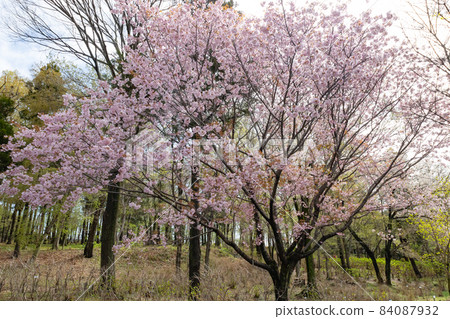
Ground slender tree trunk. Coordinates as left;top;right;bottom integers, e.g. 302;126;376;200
81;220;87;244
6;204;18;244
447;262;450;295
205;229;212;269
52;213;60;250
385;238;393;286
100;182;121;289
215;223;221;247
317;250;321;271
84;208;101;258
27;209;36;239
13;208;23;258
189;220;201;299
337;236;348;269
409;257;422;279
175;225;184;275
349;227;384;283
30;213;57;262
165;224;171;244
188;167;201;300
325;254;331;279
37;209;46;240
385;212;393;286
344;238;351;269
249;230;254;258
13;203;27;257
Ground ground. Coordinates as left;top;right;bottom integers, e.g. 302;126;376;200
0;243;448;301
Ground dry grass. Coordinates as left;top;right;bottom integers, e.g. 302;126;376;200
0;243;448;301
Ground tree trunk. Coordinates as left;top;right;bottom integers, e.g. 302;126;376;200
13;203;27;258
295;259;301;278
30;213;56;262
325;254;331;279
189;220;201;300
337;236;348;269
215;223;221;247
409;257;422;279
100;182;120;289
344;238;351;269
27;209;37;240
317;250;321;271
188;167;201;300
205;229;211;269
385;212;393;286
271;263;295;301
81;219;87;244
385;238;393;286
175;225;184;275
447;263;450;295
349;227;384;284
6;204;18;244
84;208;101;258
52;213;60;250
306;253;316;289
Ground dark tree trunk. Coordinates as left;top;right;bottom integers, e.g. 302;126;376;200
84;208;101;258
271;263;295;301
337;236;348;269
188;167;201;300
385;238;393;286
189;220;201;299
344;238;351;269
446;263;450;295
385;211;393;286
164;224;171;244
409;257;422;279
100;182;121;288
349;227;384;284
13;241;20;258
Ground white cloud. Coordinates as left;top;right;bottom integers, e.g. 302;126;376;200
0;33;48;79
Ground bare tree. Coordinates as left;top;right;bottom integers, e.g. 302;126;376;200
407;0;450;124
409;1;450;75
5;0;164;80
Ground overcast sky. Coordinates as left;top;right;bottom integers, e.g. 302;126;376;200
0;0;420;79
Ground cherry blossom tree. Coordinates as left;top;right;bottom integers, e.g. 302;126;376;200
115;0;447;299
1;0;448;300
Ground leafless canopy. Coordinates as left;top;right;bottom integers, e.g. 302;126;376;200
409;1;450;73
5;0;164;80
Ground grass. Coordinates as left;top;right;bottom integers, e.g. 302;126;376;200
0;243;448;301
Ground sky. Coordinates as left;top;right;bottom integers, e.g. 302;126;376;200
0;0;422;79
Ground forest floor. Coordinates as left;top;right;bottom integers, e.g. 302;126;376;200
0;243;448;301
